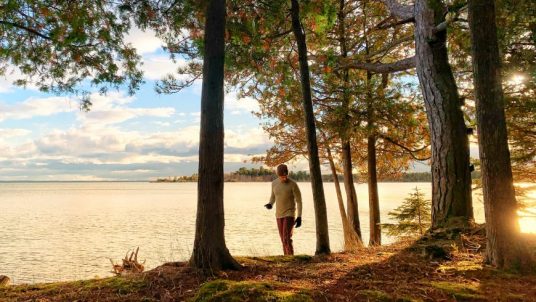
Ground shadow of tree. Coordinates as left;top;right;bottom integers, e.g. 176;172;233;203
316;233;536;301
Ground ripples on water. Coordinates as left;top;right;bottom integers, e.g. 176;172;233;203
0;181;515;284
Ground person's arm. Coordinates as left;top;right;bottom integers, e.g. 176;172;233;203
265;183;276;209
293;182;302;217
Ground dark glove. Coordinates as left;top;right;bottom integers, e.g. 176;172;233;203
295;217;302;228
264;203;273;210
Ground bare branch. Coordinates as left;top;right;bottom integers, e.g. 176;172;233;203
375;16;415;29
342;56;416;73
378;134;431;161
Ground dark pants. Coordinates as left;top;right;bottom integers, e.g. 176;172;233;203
277;216;295;255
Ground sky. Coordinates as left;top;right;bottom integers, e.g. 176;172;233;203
0;28;438;181
0;28;276;181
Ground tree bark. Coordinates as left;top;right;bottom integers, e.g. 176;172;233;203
336;0;362;241
290;0;331;255
367;72;381;246
468;0;529;269
326;145;363;250
342;142;362;239
190;0;240;271
414;0;473;228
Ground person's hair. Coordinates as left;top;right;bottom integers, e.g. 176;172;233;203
276;164;289;176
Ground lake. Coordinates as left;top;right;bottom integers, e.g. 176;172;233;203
0;182;533;284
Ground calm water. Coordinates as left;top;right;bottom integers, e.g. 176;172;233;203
0;181;525;284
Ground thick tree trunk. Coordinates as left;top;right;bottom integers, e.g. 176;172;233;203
468;0;529;269
190;0;240;271
367;72;381;246
326;146;363;250
290;0;330;255
414;0;473;228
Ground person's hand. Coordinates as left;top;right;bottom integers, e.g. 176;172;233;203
264;203;273;210
295;217;302;228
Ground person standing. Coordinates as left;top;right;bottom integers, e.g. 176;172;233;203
265;164;302;255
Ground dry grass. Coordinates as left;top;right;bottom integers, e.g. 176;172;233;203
2;235;536;301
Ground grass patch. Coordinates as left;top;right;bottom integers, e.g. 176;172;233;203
80;276;149;294
191;280;313;302
430;281;485;300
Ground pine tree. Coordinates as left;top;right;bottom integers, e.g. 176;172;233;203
384;187;431;237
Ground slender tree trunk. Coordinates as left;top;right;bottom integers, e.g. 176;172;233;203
418;205;423;235
326;145;363;250
336;0;362;241
414;0;473;228
366;71;381;246
342;143;362;239
190;0;240;271
290;0;330;255
468;0;530;269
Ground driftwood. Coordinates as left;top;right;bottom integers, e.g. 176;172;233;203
0;275;10;287
110;247;145;276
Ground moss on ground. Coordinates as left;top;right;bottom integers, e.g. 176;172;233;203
356;289;392;301
191;279;313;302
252;255;313;263
0;275;149;301
430;281;485;300
437;260;483;273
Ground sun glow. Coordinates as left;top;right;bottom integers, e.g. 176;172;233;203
507;74;526;86
519;216;536;234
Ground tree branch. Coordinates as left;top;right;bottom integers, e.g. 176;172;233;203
0;20;52;40
379;134;431;161
365;35;414;59
380;0;414;20
342;56;416;73
434;3;467;33
375;16;415;29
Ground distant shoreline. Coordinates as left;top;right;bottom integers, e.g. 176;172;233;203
0;180;434;183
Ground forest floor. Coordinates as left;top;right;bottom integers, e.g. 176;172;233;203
2;230;536;302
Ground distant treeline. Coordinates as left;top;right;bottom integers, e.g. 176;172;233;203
155;167;480;183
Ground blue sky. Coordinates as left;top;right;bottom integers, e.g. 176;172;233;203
0;28;274;181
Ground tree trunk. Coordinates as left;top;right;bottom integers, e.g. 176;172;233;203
290;0;330;255
468;0;529;269
342;142;362;239
367;73;381;246
326;145;363;250
190;0;240;271
414;0;473;228
336;0;362;242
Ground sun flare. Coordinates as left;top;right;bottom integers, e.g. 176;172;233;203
519;216;536;234
507;74;526;86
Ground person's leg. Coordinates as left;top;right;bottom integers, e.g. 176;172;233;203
282;216;295;255
276;218;286;254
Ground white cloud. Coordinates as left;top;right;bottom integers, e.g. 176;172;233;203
225;127;270;149
0;128;31;138
225;91;259;115
0;76;14;93
0;96;76;121
125;27;163;55
141;55;188;80
77;92;175;127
